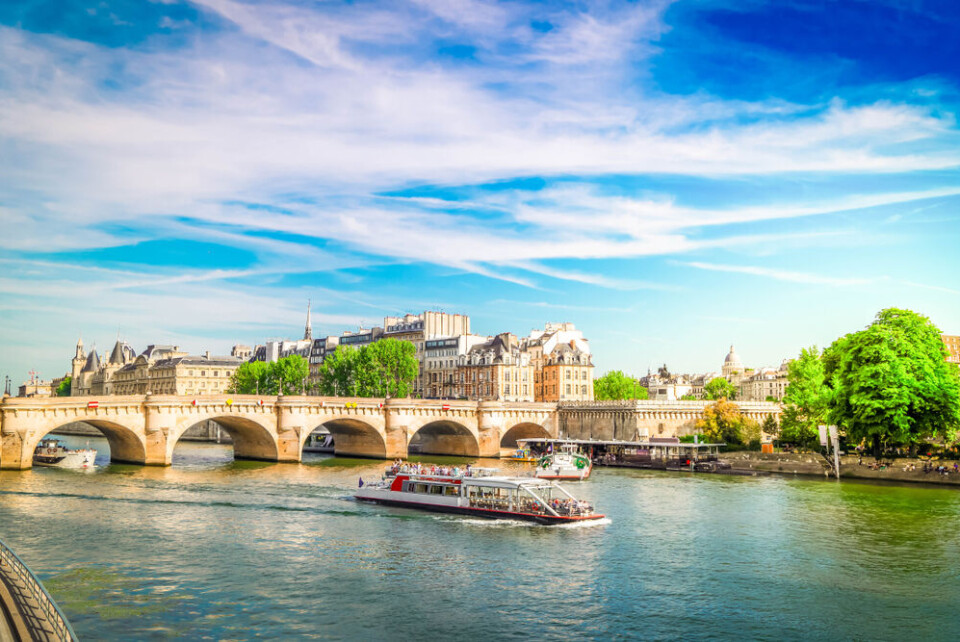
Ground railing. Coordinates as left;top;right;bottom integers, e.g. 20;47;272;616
0;537;78;642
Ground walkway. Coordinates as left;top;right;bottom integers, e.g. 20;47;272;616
0;539;77;642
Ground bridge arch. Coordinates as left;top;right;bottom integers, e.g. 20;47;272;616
500;422;552;448
17;419;146;468
408;420;480;457
171;415;278;463
306;416;387;459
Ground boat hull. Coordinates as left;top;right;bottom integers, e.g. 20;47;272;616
355;496;604;525
33;449;97;469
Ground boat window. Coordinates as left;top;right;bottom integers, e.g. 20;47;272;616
414;483;428;494
430;485;444;495
444;486;460;497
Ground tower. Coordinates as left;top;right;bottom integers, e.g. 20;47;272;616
71;337;85;380
304;300;313;341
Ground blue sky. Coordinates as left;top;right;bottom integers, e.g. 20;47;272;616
2;0;960;386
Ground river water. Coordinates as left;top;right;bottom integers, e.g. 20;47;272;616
2;435;959;640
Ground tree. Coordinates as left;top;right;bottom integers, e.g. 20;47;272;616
704;377;737;400
594;370;647;400
779;346;829;447
360;338;418;398
695;398;756;445
824;308;960;456
55;377;72;396
232;361;270;394
317;346;360;396
268;355;310;395
680;394;697;401
761;414;779;441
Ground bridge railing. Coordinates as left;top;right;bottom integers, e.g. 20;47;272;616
0;537;78;642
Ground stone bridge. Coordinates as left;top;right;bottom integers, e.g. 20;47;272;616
0;394;559;470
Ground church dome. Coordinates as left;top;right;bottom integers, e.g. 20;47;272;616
724;345;741;365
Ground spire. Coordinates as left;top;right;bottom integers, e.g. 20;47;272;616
75;336;85;359
304;299;313;341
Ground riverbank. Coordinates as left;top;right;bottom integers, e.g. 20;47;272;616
724;451;960;486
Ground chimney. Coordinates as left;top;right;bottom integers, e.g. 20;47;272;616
205;351;211;360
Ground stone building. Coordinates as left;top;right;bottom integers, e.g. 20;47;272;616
455;333;534;402
68;339;242;396
383;311;471;397
424;334;488;399
523;323;594;402
538;342;594;402
943;334;960;364
738;365;789;402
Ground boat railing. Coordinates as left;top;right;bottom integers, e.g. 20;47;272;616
0;537;78;642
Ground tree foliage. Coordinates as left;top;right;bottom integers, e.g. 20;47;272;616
695;398;758;445
56;377;72;397
594;370;647;400
824;308;960;454
232;360;270;395
269;355;310;395
316;339;418;397
779;346;829;447
704;377;737;400
231;356;309;395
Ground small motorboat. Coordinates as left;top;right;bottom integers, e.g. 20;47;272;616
33;439;97;469
510;447;539;463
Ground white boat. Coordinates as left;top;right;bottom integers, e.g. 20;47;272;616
32;439;97;469
535;443;592;480
355;464;604;525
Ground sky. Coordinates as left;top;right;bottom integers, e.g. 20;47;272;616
1;0;959;387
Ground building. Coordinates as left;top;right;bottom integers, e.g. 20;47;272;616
738;365;789;402
424;334;489;398
522;323;594;402
17;373;62;398
943;335;960;365
721;345;745;384
308;335;341;384
539;344;594;402
383;312;471;397
455;333;534;402
69;339;242;396
71;338;140;396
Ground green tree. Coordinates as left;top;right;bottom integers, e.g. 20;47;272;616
594;370;647;400
55;377;72;396
695;398;755;445
779;346;829;447
680;394;697;401
268;355;310;395
704;377;737;400
232;361;270;394
761;414;779;441
316;346;360;396
360;338;418;398
825;308;960;456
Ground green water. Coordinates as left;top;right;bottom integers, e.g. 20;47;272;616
2;435;959;640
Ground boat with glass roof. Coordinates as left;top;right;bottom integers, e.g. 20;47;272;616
355;463;604;525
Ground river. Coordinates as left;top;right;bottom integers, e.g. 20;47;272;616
2;435;959;640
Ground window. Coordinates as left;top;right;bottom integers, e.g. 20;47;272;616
565;370;571;380
566;384;571;394
201;371;206;376
504;384;510;395
581;385;587;395
522;385;528;395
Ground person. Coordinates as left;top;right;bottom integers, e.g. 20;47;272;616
358;477;364;488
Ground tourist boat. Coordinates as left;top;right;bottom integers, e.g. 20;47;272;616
355;465;604;525
535;443;592;480
32;439;97;469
